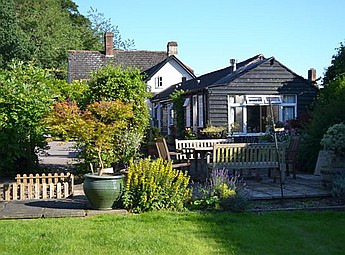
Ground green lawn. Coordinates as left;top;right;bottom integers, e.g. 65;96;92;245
0;211;344;255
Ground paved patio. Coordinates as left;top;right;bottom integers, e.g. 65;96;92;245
0;141;333;219
245;174;330;200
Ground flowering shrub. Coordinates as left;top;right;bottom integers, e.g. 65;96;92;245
123;158;192;213
193;169;249;211
200;125;227;138
320;123;345;157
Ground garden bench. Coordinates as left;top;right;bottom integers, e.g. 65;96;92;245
175;138;232;160
207;143;286;181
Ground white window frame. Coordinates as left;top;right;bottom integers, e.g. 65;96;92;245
245;95;282;105
155;76;163;88
184;97;191;127
192;95;198;132
281;95;297;122
198;95;204;127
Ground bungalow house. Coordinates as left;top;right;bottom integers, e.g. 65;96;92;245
67;33;195;96
151;54;319;137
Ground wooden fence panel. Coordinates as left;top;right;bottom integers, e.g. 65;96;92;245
1;173;74;201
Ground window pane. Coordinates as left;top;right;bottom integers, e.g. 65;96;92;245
246;96;263;104
198;95;204;127
185;104;191;127
283;95;296;103
283;106;295;121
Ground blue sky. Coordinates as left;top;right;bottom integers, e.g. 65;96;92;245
75;0;344;79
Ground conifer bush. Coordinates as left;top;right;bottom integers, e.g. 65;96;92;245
123;158;192;213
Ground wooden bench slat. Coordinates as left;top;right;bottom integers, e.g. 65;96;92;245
209;143;286;181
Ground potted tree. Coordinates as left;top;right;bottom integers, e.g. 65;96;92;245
47;65;150;209
47;100;134;209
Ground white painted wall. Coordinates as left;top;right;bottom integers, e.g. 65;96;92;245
146;59;194;94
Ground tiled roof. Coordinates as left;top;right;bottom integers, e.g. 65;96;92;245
152;54;265;101
111;50;167;70
68;49;167;82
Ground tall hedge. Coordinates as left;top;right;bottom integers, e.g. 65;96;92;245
0;62;53;176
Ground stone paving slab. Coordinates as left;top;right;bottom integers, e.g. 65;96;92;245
0;202;45;219
0;195;127;219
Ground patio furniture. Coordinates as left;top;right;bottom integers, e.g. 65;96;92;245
155;137;193;170
286;136;300;179
175;138;231;160
207;143;286;181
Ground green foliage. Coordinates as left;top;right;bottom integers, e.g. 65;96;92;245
170;89;186;138
0;0;133;78
320;123;345;157
9;0;94;78
331;173;345;200
200;124;227;138
183;128;197;140
123;158;192;213
48;79;89;106
192;169;249;211
300;41;345;170
300;76;345;170
87;65;150;135
0;62;54;176
0;0;29;68
46;101;133;174
87;7;135;50
323;42;345;85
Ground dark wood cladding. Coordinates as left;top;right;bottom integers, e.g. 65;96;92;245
207;60;318;126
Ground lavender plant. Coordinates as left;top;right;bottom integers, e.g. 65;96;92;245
193;169;249;211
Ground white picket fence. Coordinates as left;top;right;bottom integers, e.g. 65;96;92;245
1;173;74;201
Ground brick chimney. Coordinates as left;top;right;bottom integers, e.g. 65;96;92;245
308;68;316;82
167;41;178;56
104;32;114;57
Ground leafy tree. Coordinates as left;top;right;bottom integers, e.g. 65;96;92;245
0;62;54;176
46;101;134;174
46;65;150;172
323;42;345;85
87;7;135;50
13;0;91;78
87;65;150;135
299;42;345;171
49;79;89;106
0;0;29;68
0;0;134;78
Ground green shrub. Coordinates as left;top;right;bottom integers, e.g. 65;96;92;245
0;62;53;176
192;169;249;212
320;123;345;157
332;172;345;200
299;76;345;171
123;158;192;213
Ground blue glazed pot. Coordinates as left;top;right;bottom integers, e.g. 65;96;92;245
83;173;124;210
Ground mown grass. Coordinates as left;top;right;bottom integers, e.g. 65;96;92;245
0;210;344;255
